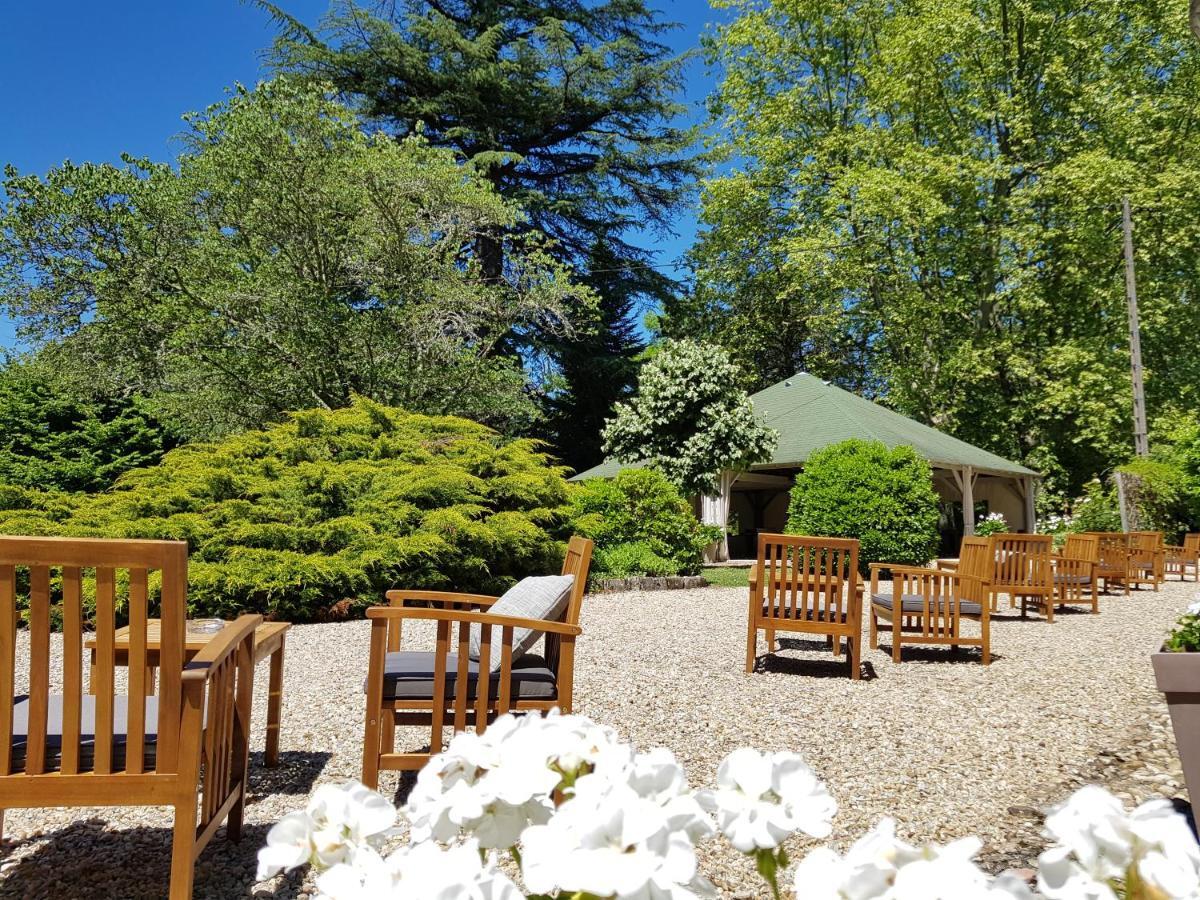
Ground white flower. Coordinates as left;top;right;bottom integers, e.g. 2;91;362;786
257;781;396;880
697;749;836;852
1187;594;1200;615
1038;787;1200;900
794;819;1033;900
315;840;524;900
522;779;715;899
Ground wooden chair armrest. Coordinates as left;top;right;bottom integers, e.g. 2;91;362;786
182;614;263;679
365;605;582;636
935;559;960;572
383;589;501;608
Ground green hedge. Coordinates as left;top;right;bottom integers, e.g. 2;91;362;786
0;399;571;621
787;439;940;573
568;468;716;578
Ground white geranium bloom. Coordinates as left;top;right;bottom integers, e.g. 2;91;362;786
697;749;836;851
523;779;715;899
1038;787;1200;900
793;819;1033;900
1187;598;1200;616
256;781;396;880
315;840;524;900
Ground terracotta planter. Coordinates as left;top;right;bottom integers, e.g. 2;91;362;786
1153;648;1200;802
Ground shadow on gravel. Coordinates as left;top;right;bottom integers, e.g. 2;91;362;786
0;818;273;900
246;750;333;799
755;642;878;681
874;644;996;665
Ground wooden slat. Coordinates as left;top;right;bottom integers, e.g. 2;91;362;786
0;565;14;775
430;622;449;754
476;625;492;734
94;566;116;775
157;546;186;772
26;566;52;775
61;566;83;774
453;622;470;734
126;569;148;774
497;628;514;714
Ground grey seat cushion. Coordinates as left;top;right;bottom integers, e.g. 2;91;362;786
380;651;557;702
468;574;574;662
871;592;983;617
762;594;849;624
12;694;158;772
1054;573;1093;586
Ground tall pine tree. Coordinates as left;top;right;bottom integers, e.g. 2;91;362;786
257;0;697;465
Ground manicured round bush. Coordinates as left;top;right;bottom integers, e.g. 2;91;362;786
786;439;940;572
0;399;571;621
568;468;715;577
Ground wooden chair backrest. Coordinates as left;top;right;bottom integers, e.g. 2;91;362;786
987;533;1054;592
1129;531;1164;551
1062;533;1100;563
1085;532;1129;570
891;568;979;635
545;536;593;674
0;535;188;778
1186;533;1200;554
957;537;991;581
756;533;859;625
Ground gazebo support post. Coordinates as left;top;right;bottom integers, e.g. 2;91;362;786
701;471;736;563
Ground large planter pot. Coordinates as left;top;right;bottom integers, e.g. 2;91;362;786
1152;648;1200;802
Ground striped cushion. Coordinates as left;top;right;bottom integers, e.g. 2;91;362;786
469;575;574;663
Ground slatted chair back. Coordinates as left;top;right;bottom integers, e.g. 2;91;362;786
1186;534;1200;555
1062;533;1100;563
0;536;187;778
756;534;859;627
956;537;992;590
890;567;973;641
1128;530;1165;588
543;536;593;698
987;533;1054;595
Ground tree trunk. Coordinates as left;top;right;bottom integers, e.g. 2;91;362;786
1192;0;1200;43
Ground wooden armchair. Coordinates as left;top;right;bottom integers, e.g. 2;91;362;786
1128;531;1165;591
361;536;593;787
988;533;1055;621
1052;533;1100;614
868;565;988;664
745;534;863;681
1086;532;1131;595
1166;533;1200;582
0;536;260;899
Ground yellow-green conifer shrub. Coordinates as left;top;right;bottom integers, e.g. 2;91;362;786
0;399;571;621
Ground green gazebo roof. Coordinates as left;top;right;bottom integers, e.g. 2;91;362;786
571;372;1037;481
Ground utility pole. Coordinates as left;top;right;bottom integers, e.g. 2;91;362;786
1122;196;1150;458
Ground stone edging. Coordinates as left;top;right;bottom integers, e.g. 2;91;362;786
590;575;709;593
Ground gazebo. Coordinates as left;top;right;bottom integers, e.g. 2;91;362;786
572;372;1040;562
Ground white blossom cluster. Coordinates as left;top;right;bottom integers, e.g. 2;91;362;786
256;711;1200;900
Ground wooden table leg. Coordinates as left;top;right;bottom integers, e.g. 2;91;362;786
265;638;286;767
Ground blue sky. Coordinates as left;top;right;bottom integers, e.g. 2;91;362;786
0;1;727;350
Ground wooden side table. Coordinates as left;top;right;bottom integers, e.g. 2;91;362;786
86;619;291;766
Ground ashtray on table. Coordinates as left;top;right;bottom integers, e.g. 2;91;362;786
186;618;225;636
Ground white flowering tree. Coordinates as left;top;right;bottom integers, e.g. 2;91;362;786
601;340;777;499
257;710;1200;900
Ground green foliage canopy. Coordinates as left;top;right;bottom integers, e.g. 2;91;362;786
787;440;940;572
677;0;1200;501
0;359;174;492
568;469;716;578
601;340;777;497
259;0;698;468
0;399;571;621
0;78;586;439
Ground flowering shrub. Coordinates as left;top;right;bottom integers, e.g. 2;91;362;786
1165;599;1200;653
258;711;1200;899
974;512;1010;538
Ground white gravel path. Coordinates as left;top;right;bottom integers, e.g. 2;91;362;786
0;578;1193;898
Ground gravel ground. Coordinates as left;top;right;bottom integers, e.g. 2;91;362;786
1;578;1195;898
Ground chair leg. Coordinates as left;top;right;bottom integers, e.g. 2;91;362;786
362;706;383;790
892;618;902;663
765;628;775;651
981;617;991;666
1091;584;1099;614
849;634;861;681
1045;596;1054;623
744;622;757;673
869;612;878;649
168;803;197;900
